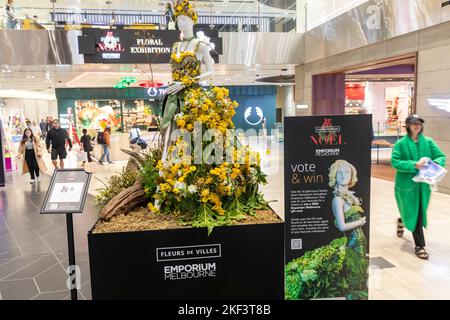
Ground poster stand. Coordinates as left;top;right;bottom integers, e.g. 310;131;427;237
284;115;372;300
40;169;92;300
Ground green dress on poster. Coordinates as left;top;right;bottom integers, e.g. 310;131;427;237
285;160;369;300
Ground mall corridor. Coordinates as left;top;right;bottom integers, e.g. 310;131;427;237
2;0;450;304
1;147;450;300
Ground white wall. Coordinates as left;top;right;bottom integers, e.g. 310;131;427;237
305;0;370;30
1;98;57;123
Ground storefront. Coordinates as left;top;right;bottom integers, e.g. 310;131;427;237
345;80;414;136
56;87;165;134
312;57;417;140
56;85;277;134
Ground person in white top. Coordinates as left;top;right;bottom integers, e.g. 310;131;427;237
129;123;141;143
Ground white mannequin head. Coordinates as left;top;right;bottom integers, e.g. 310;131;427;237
329;160;358;189
177;15;194;38
335;164;352;187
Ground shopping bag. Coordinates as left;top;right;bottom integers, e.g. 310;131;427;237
76;151;88;162
413;158;448;185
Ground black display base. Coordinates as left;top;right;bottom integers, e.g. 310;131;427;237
88;217;284;300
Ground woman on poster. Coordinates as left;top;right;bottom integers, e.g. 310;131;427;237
285;160;368;300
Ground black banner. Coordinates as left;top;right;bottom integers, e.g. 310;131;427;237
284;115;372;300
79;29;222;64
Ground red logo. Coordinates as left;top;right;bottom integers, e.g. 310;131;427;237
97;32;125;52
310;118;346;146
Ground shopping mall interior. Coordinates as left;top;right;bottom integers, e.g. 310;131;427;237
1;0;450;301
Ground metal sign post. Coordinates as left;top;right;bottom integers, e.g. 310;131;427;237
41;169;92;300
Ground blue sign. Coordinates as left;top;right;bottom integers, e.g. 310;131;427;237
229;86;276;132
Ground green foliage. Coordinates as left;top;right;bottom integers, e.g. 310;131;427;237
285;237;368;300
223;196;249;221
95;168;139;207
182;203;228;235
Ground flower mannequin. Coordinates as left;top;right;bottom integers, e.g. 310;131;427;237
151;1;267;221
166;15;215;95
160;0;215;162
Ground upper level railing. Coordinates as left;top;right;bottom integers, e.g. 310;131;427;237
0;3;297;33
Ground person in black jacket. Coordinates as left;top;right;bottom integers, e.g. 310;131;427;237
46;119;72;169
80;129;94;165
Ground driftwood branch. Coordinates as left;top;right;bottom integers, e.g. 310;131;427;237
100;180;146;221
100;147;148;221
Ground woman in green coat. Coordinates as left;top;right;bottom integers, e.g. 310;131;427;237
391;115;446;260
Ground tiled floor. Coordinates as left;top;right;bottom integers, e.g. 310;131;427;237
1;141;450;300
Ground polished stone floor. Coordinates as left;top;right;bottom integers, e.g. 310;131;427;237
0;172;97;300
1;142;450;300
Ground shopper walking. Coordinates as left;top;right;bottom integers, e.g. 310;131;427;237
5;0;17;29
129;123;141;144
392;114;446;260
46;117;53;133
46;119;73;169
98;126;113;165
39;119;47;140
17;128;47;183
31;121;41;138
80;129;93;165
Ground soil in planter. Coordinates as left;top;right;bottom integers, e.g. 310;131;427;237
93;207;282;234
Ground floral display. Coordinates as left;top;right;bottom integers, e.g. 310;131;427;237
96;0;272;235
147;85;270;234
173;0;198;24
171;50;201;87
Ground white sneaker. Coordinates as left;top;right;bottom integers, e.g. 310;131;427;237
36;176;40;183
30;179;35;184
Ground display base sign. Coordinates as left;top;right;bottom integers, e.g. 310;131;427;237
284;115;372;300
88;217;284;300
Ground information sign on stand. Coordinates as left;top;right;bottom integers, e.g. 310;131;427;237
41;169;92;300
284;115;372;300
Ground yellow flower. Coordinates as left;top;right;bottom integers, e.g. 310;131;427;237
201;189;210;197
177;5;182;11
190;165;197;172
201;104;209;111
186;123;194;131
147;203;159;214
176;119;186;128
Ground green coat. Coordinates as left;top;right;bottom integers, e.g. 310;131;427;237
391;134;446;231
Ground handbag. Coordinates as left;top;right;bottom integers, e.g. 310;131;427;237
76;151;88;162
130;128;139;144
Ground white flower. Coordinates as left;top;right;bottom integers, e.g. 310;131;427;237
196;31;216;52
174;113;184;121
188;185;197;194
174;181;186;190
